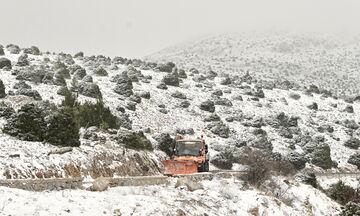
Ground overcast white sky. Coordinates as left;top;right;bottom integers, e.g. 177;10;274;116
1;0;359;58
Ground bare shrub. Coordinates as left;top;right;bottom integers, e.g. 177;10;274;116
239;150;296;187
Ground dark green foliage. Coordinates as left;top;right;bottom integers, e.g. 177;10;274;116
310;143;333;169
296;172;318;188
340;202;360;216
344;138;360;150
62;90;118;130
0;79;5;98
211;151;234;170
154;133;175;156
46;108;80;147
3;103;47;141
118;129;153;150
326;181;360;205
74;100;118;130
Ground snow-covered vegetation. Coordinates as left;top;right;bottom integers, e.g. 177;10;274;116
1;33;360;215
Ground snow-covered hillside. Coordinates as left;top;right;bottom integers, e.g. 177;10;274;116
146;32;360;98
0;42;360;215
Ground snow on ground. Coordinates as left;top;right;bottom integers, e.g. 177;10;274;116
1;46;360;179
0;177;341;216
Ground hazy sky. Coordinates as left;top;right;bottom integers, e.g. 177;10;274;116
1;0;359;58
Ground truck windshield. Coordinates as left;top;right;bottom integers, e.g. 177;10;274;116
176;141;201;156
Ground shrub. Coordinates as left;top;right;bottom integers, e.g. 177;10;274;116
3;103;47;141
340;202;360;216
240;150;296;187
61;91;118;130
46;108;80;147
326;181;360;205
117;129;153;150
344;138;360;150
154;133;175;156
211;151;234;170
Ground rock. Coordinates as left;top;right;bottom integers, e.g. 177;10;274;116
214;98;233;107
0;79;6;98
15;89;42;100
16;54;29;66
156;82;168;90
204;113;221;122
175;178;203;192
0;58;11;69
171;91;187;99
307;102;318;110
139;91;150;99
82;75;93;83
344;105;354;113
344;137;360;149
162;71;179;87
286;152;306;170
6;44;20;54
220;77;232;85
179;100;190;108
114;73;133;97
13;81;31;90
348;153;360;169
199;100;215;113
78;82;102;98
24;46;41;55
93;67;108;76
125;101;137;111
207;121;230;138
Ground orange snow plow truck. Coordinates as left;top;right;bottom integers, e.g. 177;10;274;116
162;135;209;175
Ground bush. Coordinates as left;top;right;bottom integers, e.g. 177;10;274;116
211;151;234;170
240;150;296;186
154;133;175;156
3;103;47;141
344;138;360;150
117;129;153;150
46;108;80;147
326;181;360;205
61;90;118;130
340;202;360;216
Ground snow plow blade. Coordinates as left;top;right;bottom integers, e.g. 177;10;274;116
162;160;198;175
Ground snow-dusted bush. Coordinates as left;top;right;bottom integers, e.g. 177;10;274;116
0;79;5;98
24;46;41;55
326;181;360;205
344;137;360;150
156;62;175;72
153;133;175;156
3;103;47;141
46;108;80;147
117;129;153;151
211;150;234;170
